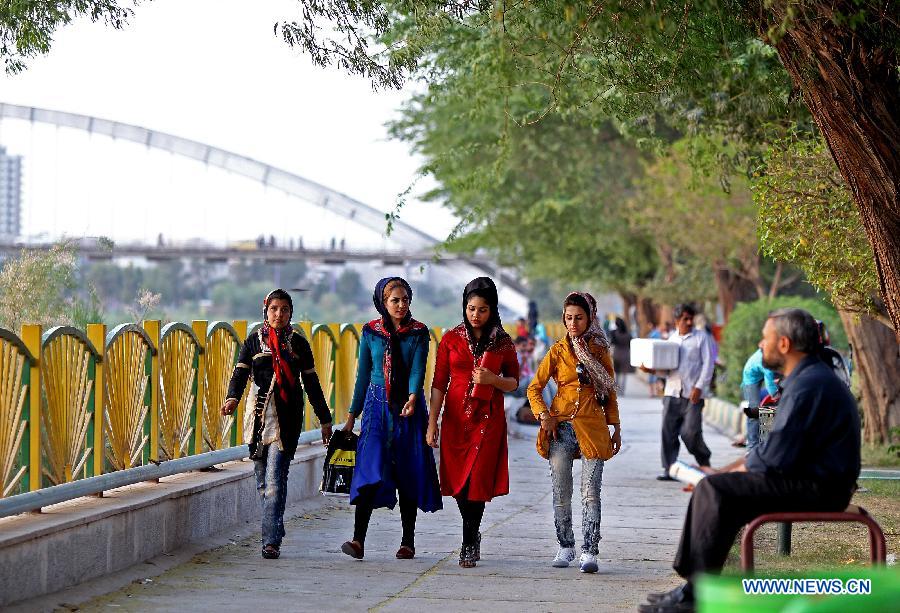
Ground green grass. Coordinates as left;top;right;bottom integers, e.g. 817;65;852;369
862;444;900;468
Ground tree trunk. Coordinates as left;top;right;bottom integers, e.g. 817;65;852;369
635;296;658;337
759;3;900;335
714;265;738;323
658;303;674;329
839;310;900;444
768;262;783;300
619;291;637;329
714;263;760;323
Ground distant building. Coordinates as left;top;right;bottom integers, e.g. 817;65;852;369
0;146;22;238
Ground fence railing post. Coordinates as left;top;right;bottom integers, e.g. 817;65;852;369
232;320;247;447
191;321;207;455
143;320;161;463
20;325;41;493
86;324;106;480
298;321;312;340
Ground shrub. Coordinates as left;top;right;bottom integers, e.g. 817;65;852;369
0;242;103;330
719;296;846;402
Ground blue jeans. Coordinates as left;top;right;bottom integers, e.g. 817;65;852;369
254;443;292;548
549;422;605;554
742;383;762;451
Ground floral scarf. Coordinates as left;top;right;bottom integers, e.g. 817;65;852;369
450;322;515;360
564;291;616;398
368;277;427;411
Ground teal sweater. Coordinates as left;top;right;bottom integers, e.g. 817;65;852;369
349;325;430;417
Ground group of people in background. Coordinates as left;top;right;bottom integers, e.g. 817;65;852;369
224;278;623;573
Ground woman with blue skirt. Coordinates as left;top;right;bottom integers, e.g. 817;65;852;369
340;277;442;560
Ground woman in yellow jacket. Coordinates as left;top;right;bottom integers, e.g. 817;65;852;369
527;291;622;573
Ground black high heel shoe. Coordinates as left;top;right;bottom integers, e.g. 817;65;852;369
474;532;481;561
459;543;477;568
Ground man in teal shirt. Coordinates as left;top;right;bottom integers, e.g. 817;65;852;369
741;348;779;451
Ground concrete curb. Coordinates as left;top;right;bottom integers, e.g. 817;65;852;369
0;442;327;607
704;397;746;438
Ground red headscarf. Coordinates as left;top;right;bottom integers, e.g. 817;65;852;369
263;289;296;403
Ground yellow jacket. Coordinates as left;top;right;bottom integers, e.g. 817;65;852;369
527;337;620;460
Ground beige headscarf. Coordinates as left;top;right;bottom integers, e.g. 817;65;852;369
564;291;616;398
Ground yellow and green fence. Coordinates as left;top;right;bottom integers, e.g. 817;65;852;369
0;319;427;502
0;317;567;507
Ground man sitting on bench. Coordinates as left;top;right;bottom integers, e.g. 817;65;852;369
639;307;860;613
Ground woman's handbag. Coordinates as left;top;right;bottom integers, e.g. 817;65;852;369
471;351;503;401
320;430;358;496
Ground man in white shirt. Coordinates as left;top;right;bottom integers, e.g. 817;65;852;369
642;303;715;480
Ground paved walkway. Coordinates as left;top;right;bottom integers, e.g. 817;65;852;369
77;380;740;612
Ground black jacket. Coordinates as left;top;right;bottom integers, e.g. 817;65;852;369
226;328;331;456
746;355;860;494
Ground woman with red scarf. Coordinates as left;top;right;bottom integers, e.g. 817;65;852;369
223;289;333;559
426;277;520;567
340;277;442;560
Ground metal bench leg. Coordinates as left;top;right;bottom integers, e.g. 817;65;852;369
740;519;762;572
777;522;792;556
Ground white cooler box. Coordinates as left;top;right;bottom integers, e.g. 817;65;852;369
630;338;679;370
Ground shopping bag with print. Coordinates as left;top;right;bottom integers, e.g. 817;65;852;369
320;430;357;496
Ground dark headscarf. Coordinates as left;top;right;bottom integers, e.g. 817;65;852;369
462;277;507;358
373;277;414;329
372;277;418;410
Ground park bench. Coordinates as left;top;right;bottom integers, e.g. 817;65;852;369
740;504;887;571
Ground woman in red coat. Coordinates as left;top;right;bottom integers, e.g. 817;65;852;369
426;277;519;567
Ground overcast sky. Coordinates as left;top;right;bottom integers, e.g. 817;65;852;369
0;0;456;247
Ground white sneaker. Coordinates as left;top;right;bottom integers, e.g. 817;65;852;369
580;552;598;573
552;546;576;568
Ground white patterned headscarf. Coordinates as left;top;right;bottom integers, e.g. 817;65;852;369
563;291;616;398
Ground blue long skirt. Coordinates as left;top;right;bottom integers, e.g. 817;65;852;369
349;383;442;513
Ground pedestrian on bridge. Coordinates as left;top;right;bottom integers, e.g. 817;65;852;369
426;277;520;568
340;277;442;560
222;289;334;560
527;292;622;574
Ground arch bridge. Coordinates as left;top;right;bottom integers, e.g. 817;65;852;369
0;103;529;314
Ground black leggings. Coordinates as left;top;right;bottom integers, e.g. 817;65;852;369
353;488;417;548
455;481;486;546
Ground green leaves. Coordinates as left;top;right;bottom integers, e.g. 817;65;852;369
754;132;881;317
0;0;135;74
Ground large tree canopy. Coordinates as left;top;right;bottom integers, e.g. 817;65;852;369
4;1;898;332
279;0;900;331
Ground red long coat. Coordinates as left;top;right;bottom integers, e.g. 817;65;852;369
432;326;519;501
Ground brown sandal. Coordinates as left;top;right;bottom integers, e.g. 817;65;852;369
261;544;280;559
341;540;364;559
395;545;415;559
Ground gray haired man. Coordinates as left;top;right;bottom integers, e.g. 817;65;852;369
642;303;715;480
638;308;860;612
